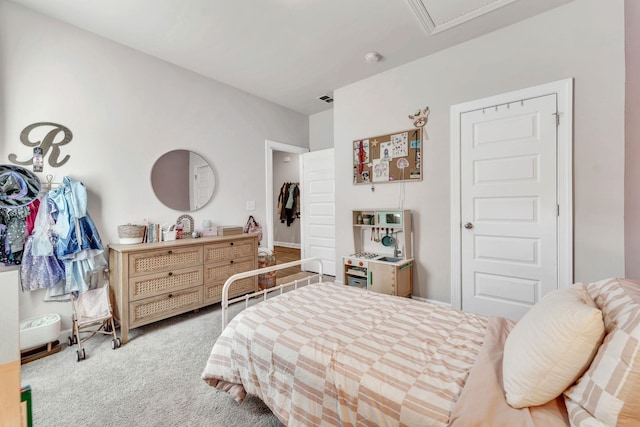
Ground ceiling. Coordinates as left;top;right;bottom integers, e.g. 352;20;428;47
9;0;574;115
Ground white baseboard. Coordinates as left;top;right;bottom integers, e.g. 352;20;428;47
59;329;72;345
274;241;301;249
411;295;451;307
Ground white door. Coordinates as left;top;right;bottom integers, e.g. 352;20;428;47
460;94;560;320
302;148;335;276
193;164;214;210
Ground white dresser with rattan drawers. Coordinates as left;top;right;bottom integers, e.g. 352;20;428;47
109;234;258;343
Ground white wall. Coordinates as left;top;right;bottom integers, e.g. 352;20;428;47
272;151;300;246
309;109;334;151
625;0;640;280
0;1;309;329
334;0;626;302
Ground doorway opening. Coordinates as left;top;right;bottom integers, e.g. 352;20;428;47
265;140;308;249
265;140;308;282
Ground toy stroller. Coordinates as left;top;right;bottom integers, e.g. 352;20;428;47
68;267;121;361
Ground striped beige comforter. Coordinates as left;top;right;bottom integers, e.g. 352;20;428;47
202;283;488;426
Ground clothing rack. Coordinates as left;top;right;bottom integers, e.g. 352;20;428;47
21;176;107;300
43;174;61;191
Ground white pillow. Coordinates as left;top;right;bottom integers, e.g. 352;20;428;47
502;284;605;408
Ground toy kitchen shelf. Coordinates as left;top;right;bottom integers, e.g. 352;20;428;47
344;209;413;297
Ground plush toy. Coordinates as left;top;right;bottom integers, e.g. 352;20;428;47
409;107;430;128
409;107;430;141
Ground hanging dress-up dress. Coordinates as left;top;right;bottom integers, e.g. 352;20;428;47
20;194;66;292
45;177;106;300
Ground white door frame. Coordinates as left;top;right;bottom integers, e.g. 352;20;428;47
265;140;309;250
450;78;574;310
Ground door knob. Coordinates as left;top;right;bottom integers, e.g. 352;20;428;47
464;222;473;229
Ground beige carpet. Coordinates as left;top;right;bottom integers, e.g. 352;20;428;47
21;270;334;426
21;301;285;427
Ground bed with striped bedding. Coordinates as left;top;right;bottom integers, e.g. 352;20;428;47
202;282;491;426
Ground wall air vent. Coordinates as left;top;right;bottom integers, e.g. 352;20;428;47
317;93;334;104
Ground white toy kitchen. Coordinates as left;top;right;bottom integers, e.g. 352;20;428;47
343;209;413;297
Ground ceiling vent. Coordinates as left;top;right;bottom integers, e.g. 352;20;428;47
316;93;334;104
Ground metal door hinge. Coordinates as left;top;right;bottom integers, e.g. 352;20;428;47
557;204;560;216
553;112;560;126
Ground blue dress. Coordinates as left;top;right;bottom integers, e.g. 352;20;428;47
46;177;106;300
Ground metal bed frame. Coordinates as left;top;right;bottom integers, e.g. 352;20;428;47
221;257;324;328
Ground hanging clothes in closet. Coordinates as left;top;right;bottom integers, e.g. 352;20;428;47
20;176;107;301
277;182;300;226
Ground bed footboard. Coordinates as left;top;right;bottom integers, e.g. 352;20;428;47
221;257;324;328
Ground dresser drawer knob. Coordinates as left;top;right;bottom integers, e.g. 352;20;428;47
230;242;234;246
168;294;173;298
168;250;173;255
230;260;234;264
168;272;173;276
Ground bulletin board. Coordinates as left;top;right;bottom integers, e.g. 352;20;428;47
352;127;422;184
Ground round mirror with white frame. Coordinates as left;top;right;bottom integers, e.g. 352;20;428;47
150;149;215;212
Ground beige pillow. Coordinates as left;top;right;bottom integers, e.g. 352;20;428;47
564;278;640;427
502;284;605;408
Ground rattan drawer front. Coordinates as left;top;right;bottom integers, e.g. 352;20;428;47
129;266;203;301
129;246;203;277
129;286;203;329
204;239;255;263
110;235;258;344
204;258;255;284
204;277;256;304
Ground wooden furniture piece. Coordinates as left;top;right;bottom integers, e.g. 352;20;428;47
367;260;413;297
350;209;412;258
343;209;414;296
109;234;258;343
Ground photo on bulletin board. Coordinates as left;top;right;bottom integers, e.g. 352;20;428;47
352;127;422;185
